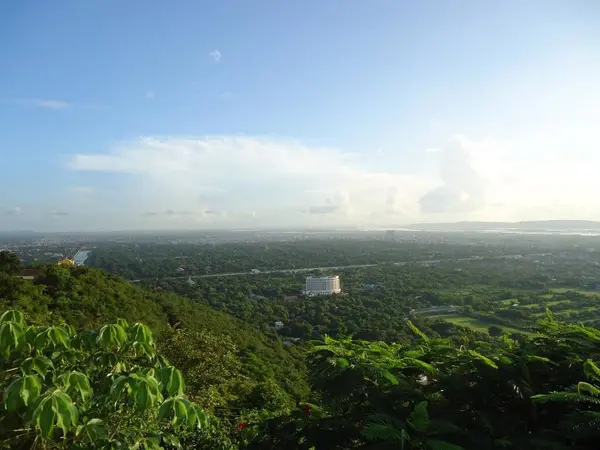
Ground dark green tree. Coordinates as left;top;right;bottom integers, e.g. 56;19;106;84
0;251;21;275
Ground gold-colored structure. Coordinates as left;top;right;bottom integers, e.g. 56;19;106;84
57;258;75;267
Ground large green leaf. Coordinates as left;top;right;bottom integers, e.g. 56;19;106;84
132;341;155;359
130;323;154;346
33;326;70;351
0;310;25;326
21;355;54;377
97;324;128;351
0;321;24;357
125;373;163;410
109;375;130;403
95;351;120;368
58;371;93;402
31;390;79;438
4;374;42;410
157;366;185;396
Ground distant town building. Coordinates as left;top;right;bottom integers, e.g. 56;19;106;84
187;277;196;286
250;269;261;274
305;275;342;295
19;269;42;281
274;321;284;329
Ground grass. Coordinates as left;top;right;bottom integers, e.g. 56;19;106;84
432;314;489;331
495;298;519;306
550;288;600;297
532;306;600;319
428;313;533;336
520;304;540;309
547;300;573;307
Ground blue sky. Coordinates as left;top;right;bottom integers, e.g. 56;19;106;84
1;1;599;230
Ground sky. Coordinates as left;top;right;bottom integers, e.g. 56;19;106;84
1;1;599;231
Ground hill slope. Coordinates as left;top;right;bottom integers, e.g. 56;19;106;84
0;264;308;399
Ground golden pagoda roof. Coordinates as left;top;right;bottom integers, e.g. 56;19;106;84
57;258;76;267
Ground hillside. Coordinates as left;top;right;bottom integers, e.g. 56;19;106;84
0;263;309;401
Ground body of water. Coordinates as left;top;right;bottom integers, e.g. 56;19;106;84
73;250;91;265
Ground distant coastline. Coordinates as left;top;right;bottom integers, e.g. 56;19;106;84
405;220;600;233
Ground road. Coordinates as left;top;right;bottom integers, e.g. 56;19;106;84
128;252;551;283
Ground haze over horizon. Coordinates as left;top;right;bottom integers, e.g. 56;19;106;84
2;1;599;231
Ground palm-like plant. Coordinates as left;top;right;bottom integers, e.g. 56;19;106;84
533;359;600;442
362;401;465;450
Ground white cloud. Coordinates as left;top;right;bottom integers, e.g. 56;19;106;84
208;49;221;62
420;137;485;214
69;136;435;228
62;125;600;229
145;90;155;100
17;98;71;110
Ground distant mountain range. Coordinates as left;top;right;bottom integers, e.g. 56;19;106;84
406;220;600;231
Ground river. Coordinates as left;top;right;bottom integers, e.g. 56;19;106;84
73;250;91;265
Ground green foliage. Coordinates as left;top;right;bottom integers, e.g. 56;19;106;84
10;242;600;449
0;264;309;403
0;251;21;275
251;320;600;449
0;311;207;448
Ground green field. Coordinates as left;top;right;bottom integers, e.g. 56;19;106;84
429;314;532;336
520;303;540;309
550;288;600;296
520;300;573;310
428;286;600;337
495;298;519;306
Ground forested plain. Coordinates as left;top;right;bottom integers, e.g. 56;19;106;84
4;235;600;448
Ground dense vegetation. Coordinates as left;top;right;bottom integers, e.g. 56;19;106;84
6;238;600;449
136;251;600;343
86;239;549;280
0;252;308;448
0;310;208;449
250;317;600;449
82;238;600;343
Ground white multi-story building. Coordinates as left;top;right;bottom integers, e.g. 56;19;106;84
305;275;341;295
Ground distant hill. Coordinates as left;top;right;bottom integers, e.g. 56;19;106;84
406;220;600;231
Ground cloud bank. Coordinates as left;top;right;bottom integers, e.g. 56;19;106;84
12;131;593;231
68;136;435;228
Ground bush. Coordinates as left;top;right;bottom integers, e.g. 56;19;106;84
0;310;207;449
